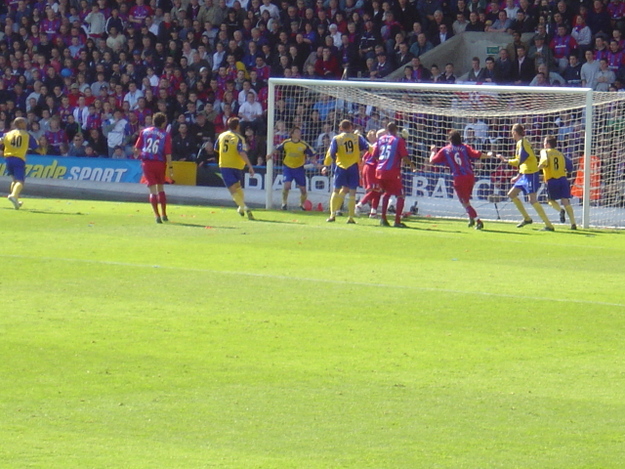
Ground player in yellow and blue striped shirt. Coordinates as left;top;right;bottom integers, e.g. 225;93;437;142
499;123;554;231
538;135;577;230
0;117;38;209
322;120;369;223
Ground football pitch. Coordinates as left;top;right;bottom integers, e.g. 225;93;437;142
1;198;624;468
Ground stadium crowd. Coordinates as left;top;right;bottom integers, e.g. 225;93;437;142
0;0;625;165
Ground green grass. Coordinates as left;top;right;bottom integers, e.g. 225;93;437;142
1;198;624;468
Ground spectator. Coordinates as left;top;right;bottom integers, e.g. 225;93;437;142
571;15;592;55
453;12;469;35
103;109;128;158
438;63;457;83
550;25;578;73
462;57;486;82
433;22;453;46
562;54;583;87
512;45;535;85
67;133;88;157
73;97;90;131
314;46;342;79
607;39;624;74
509;10;535;34
528;35;555;73
494;48;514;84
371;51;394;79
528;63;566;86
124;82;144;111
595;58;616;91
409;56;433;82
587;0;612;37
238;92;264;134
487;10;511;32
86;128;108;157
410;33;434;58
172;122;197;161
465;11;485;32
581;49;600;89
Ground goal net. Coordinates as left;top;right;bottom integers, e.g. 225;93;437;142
265;79;625;229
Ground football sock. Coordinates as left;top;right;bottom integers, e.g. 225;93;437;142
466;205;478;220
10;181;15;194
532;202;553;228
348;194;356;218
232;187;245;209
359;191;374;207
565;205;576;226
158;191;167;217
11;181;23;198
282;188;288;205
300;193;307;206
512;197;530;220
149;194;160;216
380;194;390;220
395;197;405;225
548;199;562;212
330;192;344;216
371;191;381;211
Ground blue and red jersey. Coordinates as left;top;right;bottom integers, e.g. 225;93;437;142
85;113;102;131
362;142;378;167
550;35;577;59
134;127;172;162
607;50;624;72
130;5;153;25
373;134;408;173
431;144;482;177
45;129;67;150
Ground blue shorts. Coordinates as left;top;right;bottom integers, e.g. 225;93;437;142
514;172;541;195
221;167;245;188
547;176;571;200
283;166;306;187
5;157;26;181
333;164;359;190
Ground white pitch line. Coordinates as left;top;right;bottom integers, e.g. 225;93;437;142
3;253;625;308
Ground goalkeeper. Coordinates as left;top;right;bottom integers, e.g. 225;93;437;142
499;123;555;231
538;135;577;230
271;126;315;211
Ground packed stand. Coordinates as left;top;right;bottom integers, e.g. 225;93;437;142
0;0;624;165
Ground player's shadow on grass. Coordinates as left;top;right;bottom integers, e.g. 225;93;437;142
252;218;306;225
173;222;239;229
14;208;87;216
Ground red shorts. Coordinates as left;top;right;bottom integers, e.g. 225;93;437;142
453;174;475;203
376;169;404;197
361;164;380;191
142;160;167;186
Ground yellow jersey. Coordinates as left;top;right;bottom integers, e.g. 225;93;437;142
215;130;247;170
509;137;539;174
323;132;369;169
276;139;314;168
1;129;35;161
539;148;568;180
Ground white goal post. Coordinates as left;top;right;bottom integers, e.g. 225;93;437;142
265;78;625;229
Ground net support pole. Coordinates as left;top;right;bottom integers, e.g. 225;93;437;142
265;80;276;210
582;89;593;229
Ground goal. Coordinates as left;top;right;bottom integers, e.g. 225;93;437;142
264;78;625;229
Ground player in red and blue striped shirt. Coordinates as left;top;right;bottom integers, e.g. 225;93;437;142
134;112;173;224
430;130;491;230
372;122;416;228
